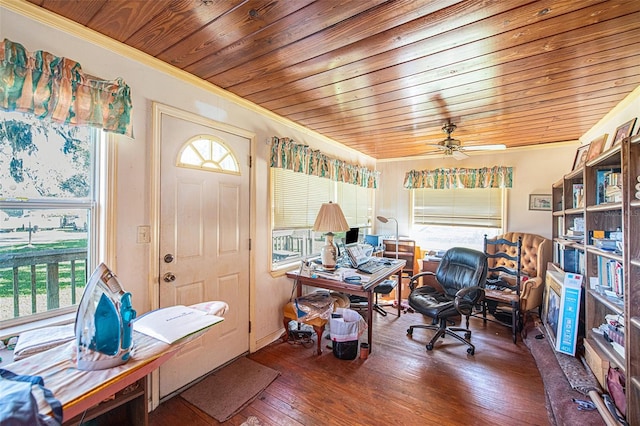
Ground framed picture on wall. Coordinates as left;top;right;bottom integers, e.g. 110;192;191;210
529;194;552;211
542;272;562;349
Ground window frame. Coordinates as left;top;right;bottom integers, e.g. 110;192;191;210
0;111;111;329
270;168;374;272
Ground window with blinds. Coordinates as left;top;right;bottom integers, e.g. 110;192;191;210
411;187;505;251
271;168;373;269
413;188;503;227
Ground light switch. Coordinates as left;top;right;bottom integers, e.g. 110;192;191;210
137;225;151;243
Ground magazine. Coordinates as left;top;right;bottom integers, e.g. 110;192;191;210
133;305;224;344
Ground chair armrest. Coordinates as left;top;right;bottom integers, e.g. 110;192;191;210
408;271;436;291
454;286;485;315
520;276;544;312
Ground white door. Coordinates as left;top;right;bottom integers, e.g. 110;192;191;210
157;110;250;398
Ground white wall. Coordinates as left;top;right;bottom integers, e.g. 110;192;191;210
0;4;374;349
375;144;577;246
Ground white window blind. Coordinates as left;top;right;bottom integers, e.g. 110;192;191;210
413;188;503;228
272;168;373;229
337;181;373;227
272;168;331;229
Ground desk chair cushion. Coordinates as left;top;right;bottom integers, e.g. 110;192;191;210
373;279;397;295
408;287;456;318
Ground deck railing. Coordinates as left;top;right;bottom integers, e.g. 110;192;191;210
0;248;87;319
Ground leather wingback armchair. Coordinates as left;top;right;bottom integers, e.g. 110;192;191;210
485;232;552;314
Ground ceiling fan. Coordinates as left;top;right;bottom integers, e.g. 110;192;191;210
430;121;506;160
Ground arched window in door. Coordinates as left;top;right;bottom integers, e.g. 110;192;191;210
177;135;240;174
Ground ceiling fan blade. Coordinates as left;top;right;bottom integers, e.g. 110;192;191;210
452;150;469;160
462;144;506;151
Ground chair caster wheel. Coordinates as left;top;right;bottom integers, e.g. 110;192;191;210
467;347;475;355
426;343;433;351
407;328;413;336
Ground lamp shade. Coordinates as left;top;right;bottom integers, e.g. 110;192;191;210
312;202;350;233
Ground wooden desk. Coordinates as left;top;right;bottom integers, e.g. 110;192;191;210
286;260;405;354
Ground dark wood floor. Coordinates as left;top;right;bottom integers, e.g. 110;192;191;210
149;308;550;425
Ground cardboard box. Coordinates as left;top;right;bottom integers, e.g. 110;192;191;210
584;338;609;388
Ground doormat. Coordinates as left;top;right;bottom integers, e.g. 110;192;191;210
180;357;280;422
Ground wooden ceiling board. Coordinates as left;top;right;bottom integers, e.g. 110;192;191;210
277;59;640;130
208;0;459;88
254;4;640;111
37;0;106;26
274;19;640;120
20;0;640;160
240;1;618;104
223;0;513;96
189;0;391;80
124;0;242;57
156;0;317;68
84;1;171;41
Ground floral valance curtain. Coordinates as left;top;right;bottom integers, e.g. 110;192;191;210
0;38;133;137
404;166;513;189
270;136;380;189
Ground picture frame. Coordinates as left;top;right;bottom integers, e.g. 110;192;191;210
529;194;552;211
611;118;637;147
586;134;608;161
542;272;562;349
572;144;590;170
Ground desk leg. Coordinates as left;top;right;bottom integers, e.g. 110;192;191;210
397;274;402;317
367;292;373;354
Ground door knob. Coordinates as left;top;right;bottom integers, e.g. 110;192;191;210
163;272;176;282
164;253;174;263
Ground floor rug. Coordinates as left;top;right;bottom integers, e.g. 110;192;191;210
522;319;604;425
180;357;280;422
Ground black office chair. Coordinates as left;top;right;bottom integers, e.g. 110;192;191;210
406;247;488;355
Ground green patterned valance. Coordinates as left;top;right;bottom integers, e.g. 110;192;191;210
404;166;513;189
270;136;379;189
0;39;133;137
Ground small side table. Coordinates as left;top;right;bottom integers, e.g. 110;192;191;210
282;302;327;355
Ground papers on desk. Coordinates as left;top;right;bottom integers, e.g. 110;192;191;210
299;267;372;283
133;305;223;344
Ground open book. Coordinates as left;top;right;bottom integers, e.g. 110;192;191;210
133;305;224;344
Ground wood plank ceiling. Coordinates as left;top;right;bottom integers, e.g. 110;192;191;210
23;0;640;160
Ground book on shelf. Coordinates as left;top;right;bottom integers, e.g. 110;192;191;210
572;183;584;208
595;168;621;204
596;256;624;297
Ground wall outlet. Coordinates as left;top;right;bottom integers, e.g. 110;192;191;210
137;225;151;243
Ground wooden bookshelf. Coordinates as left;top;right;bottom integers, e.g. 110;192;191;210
551;133;640;424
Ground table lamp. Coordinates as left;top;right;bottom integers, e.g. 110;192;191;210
376;215;398;259
313;202;350;269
